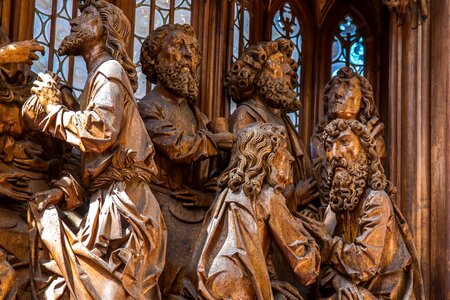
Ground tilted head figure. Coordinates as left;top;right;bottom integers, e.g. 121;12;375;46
58;0;137;91
322;67;377;123
323;118;394;212
140;23;201;99
225;39;300;112
218;122;294;198
0;97;26;138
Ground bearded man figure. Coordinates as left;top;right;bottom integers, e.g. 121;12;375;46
310;67;386;211
226;39;318;214
21;1;166;299
300;119;424;300
138;24;234;295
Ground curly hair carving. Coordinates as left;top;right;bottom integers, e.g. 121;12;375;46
139;24;201;84
224;39;298;104
218;122;288;199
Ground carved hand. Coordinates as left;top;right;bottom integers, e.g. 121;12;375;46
31;72;63;113
294;177;320;207
213;132;235;150
173;187;214;208
0;173;31;201
12;140;43;159
330;272;363;300
297;213;331;245
0;39;44;65
31;187;64;211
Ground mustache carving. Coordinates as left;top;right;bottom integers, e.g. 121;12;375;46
327;154;369;213
256;74;300;112
156;60;199;99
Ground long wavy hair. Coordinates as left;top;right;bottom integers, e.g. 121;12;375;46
315;67;377;138
218;122;287;199
323;119;396;197
82;0;138;91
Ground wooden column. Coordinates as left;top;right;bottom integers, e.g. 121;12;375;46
387;0;449;297
429;0;449;298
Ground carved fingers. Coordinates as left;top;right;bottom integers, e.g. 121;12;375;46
213;132;235;151
0;39;45;65
0;173;31;201
31;188;64;212
297;213;331;245
294;177;320;207
31;72;63;111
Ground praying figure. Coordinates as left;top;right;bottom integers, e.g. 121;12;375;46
22;1;166;298
300;119;424;300
197;122;320;300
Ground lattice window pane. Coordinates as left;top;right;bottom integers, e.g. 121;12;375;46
271;1;303;131
32;0;87;97
133;0;192;99
230;0;251;113
331;16;365;76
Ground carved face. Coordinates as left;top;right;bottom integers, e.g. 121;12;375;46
272;141;295;186
325;127;362;164
155;30;200;98
257;53;297;110
58;5;104;56
0;103;25;138
328;77;362;119
158;30;201;73
325;128;368;212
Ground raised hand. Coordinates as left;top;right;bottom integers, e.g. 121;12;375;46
0;39;44;65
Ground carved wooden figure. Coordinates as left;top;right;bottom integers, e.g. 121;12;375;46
22;1;166;298
0;29;72;299
310;67;386;211
300;119;424;299
137;23;234;295
197;122;320;300
226;39;318;214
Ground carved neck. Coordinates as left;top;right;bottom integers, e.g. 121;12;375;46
82;43;113;73
253;94;281;116
155;83;188;105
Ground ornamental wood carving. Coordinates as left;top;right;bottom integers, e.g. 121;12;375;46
0;1;425;299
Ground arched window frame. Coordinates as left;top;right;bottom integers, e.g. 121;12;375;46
265;0;315;144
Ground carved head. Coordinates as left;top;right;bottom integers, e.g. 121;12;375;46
58;0;138;91
218;122;293;199
0;99;26;138
322;67;377;123
225;39;300;111
323;119;393;212
140;24;201;99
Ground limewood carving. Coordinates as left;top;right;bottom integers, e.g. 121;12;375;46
226;39;319;215
197;122;320;300
21;1;166;298
137;23;234;296
311;67;386;214
300;118;424;299
0;5;426;298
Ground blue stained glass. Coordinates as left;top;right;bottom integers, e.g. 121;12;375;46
339;16;357;37
331;15;365;77
350;38;364;65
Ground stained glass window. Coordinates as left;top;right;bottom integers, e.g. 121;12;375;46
271;1;302;131
232;0;250;62
133;0;192;99
32;0;86;97
331;15;365;76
